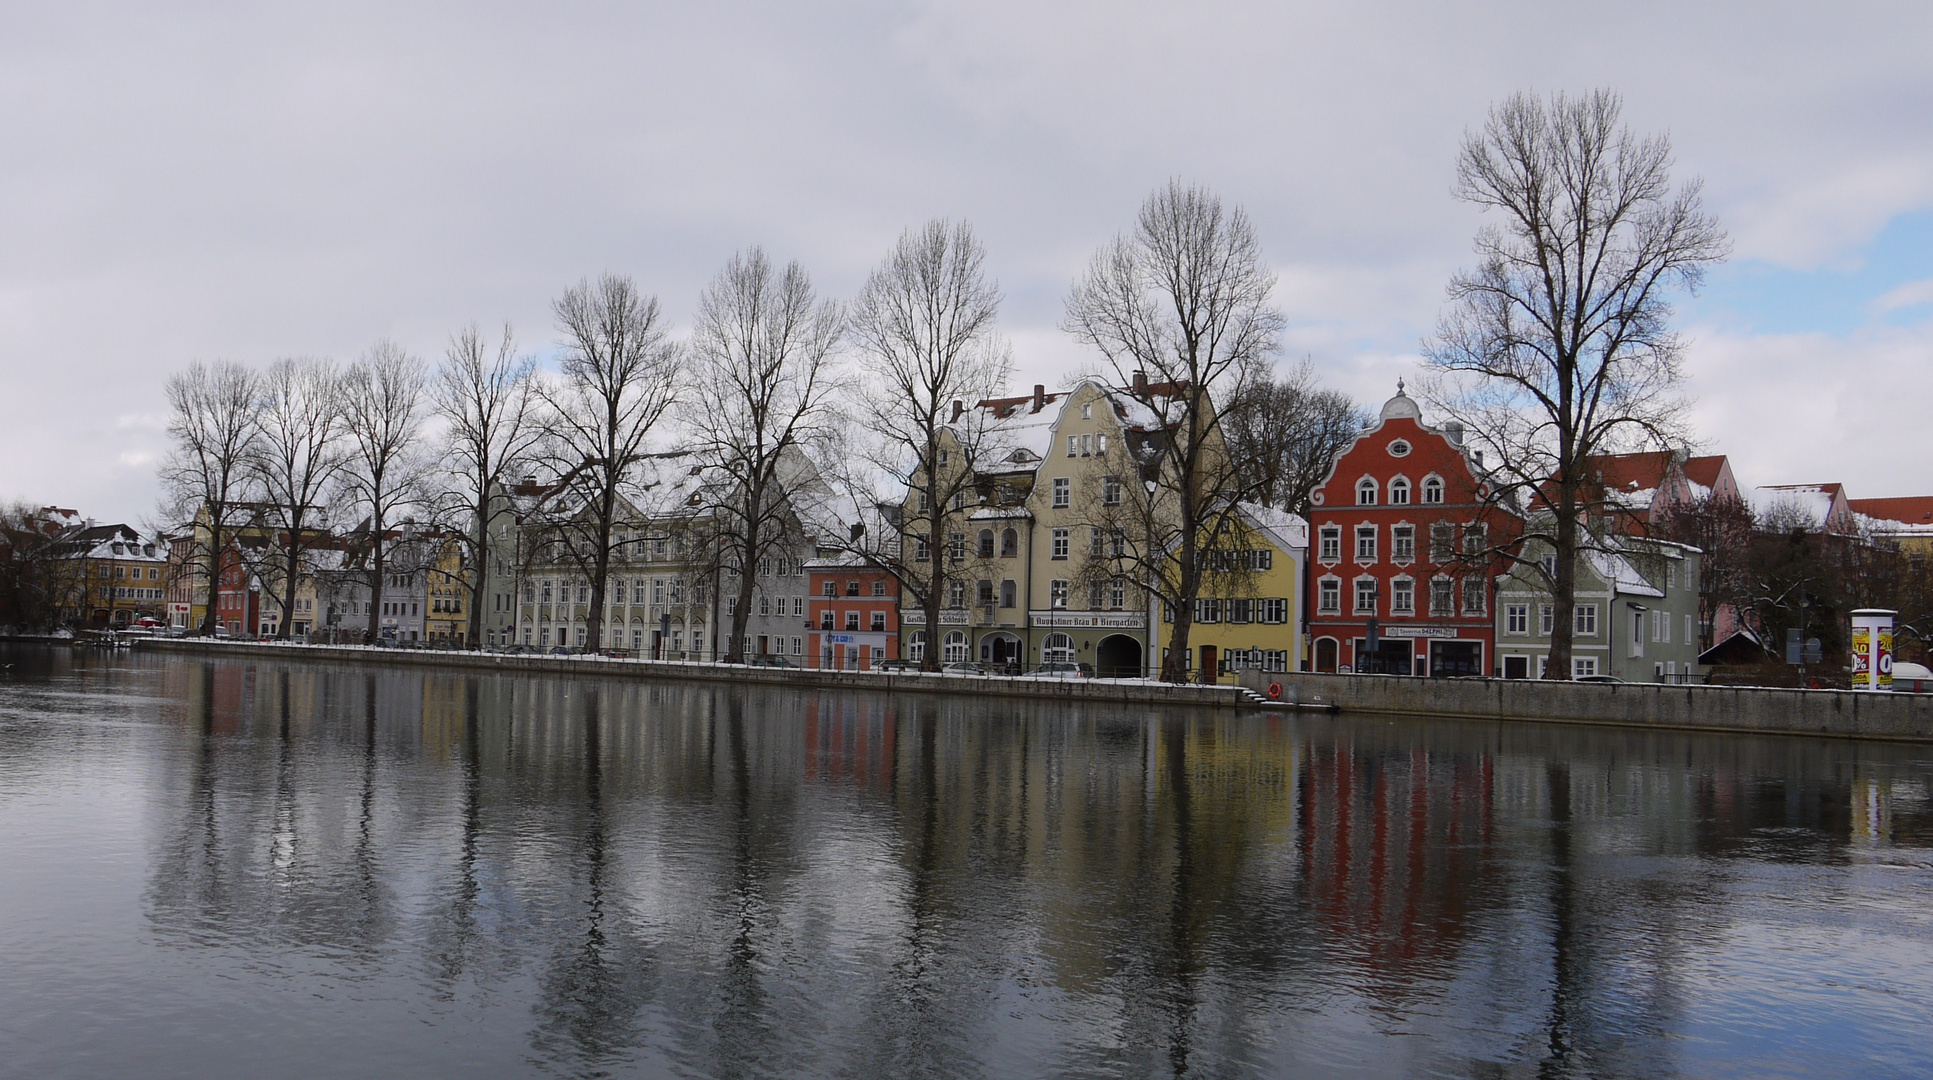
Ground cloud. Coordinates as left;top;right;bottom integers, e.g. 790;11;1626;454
0;2;1930;522
1873;279;1933;317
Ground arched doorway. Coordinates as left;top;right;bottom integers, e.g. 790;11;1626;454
979;631;1022;673
1095;634;1143;678
1315;637;1339;673
942;630;969;663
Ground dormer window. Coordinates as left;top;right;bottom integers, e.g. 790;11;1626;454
1389;477;1411;505
1422;477;1444;504
1081;402;1092;419
1356;478;1378;506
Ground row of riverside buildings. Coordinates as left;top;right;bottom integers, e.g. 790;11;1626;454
15;379;1929;683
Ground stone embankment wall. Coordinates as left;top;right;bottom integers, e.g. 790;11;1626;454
137;639;1257;711
1238;670;1933;743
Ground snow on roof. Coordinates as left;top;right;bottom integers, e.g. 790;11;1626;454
1682;455;1729;491
1237;501;1309;552
1750;485;1841;531
1584;544;1663;598
1849;496;1933;531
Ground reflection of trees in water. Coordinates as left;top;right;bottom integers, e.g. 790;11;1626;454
106;655;1933;1077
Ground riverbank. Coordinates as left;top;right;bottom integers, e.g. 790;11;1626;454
127;638;1933;742
1239;669;1933;743
134;637;1282;711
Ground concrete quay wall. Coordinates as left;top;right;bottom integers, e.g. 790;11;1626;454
136;638;1259;711
1240;670;1933;743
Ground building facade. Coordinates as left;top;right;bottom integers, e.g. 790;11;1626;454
1495;534;1703;681
807;558;898;669
1306;385;1519;677
1153;503;1307;682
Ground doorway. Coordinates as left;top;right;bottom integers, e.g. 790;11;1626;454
1315;638;1338;673
1503;655;1529;679
1095;634;1143;678
1430;640;1483;678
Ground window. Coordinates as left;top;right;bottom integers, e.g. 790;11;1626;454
1103;476;1122;505
846;611;860;630
1631;610;1645;656
1001;579;1017;608
1052;477;1070;508
1097;434;1108;455
1686;614;1695;647
759;597;770;616
1573;656;1599;678
978;530;995;558
1197;597;1222;622
1067;436;1078;458
820;611;834;629
1390;578;1414;614
1042;633;1074;663
1091;527;1106;557
943;631;968;663
1082;402;1092;419
1226;598;1253;624
917;490;931;512
1461;577;1485;617
948;532;965;561
1109;529;1127;558
872;582;886;598
1351;578;1377;615
978;578;995;606
1388;439;1411;457
822;581;836;597
1422;477;1444;503
1506;604;1528;634
1392;525;1415;563
1088;581;1106;609
1318;526;1341;563
1318;577;1340;614
1575;604;1597;635
1355;525;1377;562
792;637;803;656
907;631;925;661
872;612;887;631
1001;528;1018;557
1108;580;1125;610
1540;604;1555;634
1050;580;1069;609
1080;434;1092;456
914;537;930;561
1430;577;1454;617
948;580;965;608
1390;477;1411;505
1356;478;1378;506
1463;523;1487;556
1540;553;1559;580
1051;529;1070;559
1430;523;1454;562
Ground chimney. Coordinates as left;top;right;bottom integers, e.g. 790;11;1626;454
1032;384;1045;412
1133;370;1148;394
950;399;963;422
1443;421;1464;447
849;521;866;541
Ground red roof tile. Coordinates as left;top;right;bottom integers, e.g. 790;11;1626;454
1850;496;1933;525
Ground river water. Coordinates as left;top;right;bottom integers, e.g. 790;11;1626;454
2;646;1930;1079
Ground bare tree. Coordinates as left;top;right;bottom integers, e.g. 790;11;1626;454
1220;358;1368;518
844;220;1009;671
1063;181;1284;682
686;248;843;662
1420;89;1728;679
338;341;430;642
538;273;681;654
250;357;345;639
432;323;538;648
158;361;262;636
1655;489;1756;650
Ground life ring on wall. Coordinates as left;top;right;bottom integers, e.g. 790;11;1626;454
1267;682;1283;699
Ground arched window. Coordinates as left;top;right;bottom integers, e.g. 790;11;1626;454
906;630;927;662
977;529;995;558
1001;528;1018;557
942;630;968;663
1000;579;1017;608
1422;476;1444;504
1042;632;1075;663
1356;478;1378;506
1389;477;1411;505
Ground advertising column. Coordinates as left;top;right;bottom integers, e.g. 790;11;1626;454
1850;609;1896;691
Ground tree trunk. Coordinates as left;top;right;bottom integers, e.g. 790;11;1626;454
199;516;222;636
367;530;385;642
1547;493;1577;680
277;534;300;640
923;500;946;672
467;512;487;650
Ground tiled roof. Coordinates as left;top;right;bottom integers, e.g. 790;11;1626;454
1848;496;1933;526
1682;455;1729;490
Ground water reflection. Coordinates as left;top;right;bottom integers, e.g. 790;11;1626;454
2;646;1931;1079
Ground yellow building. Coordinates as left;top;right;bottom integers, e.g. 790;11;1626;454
1153;503;1307;684
45;523;171;628
425;536;470;643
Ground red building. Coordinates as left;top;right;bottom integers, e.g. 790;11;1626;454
213;543;259;636
806;558;900;670
1305;384;1519;677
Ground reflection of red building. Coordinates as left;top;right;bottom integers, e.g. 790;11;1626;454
1300;739;1496;990
802;697;898;790
1306;385;1520;676
806;558;899;670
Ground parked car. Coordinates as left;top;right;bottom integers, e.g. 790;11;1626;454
1024;661;1093;680
1575;675;1625;684
941;661;988;676
748;654;797;668
876;658;920;673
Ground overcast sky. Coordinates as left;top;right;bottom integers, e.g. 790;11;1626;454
3;1;1930;525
